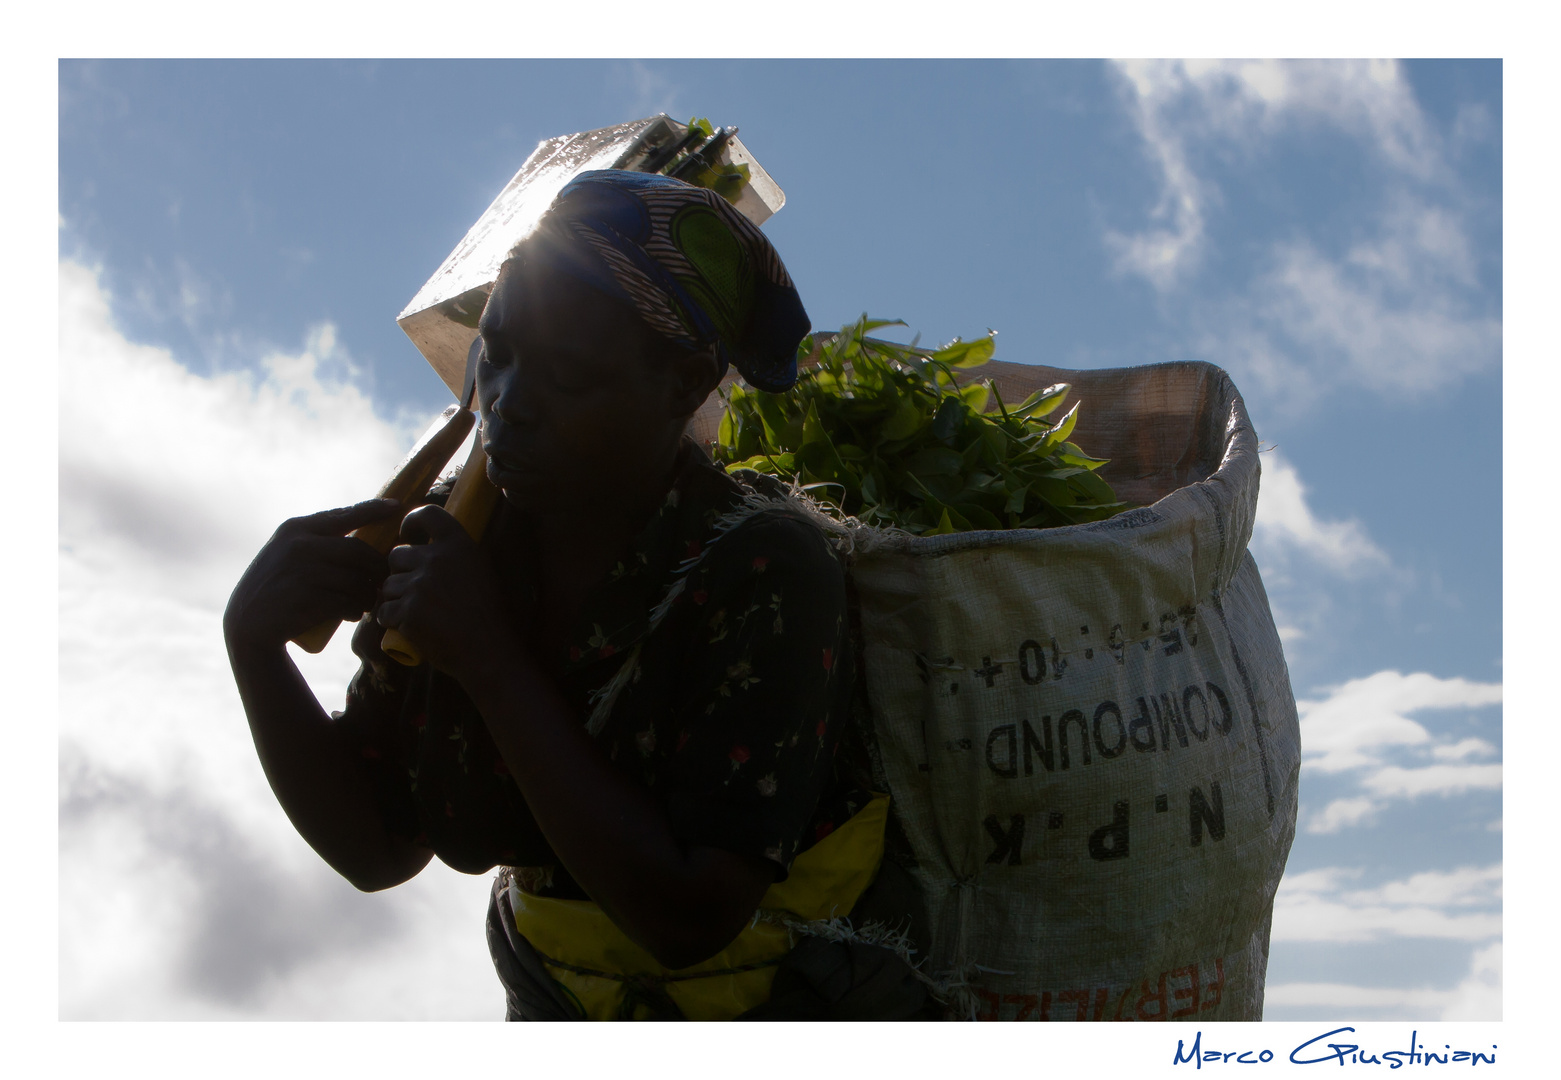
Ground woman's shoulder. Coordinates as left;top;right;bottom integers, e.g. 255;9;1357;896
704;473;846;579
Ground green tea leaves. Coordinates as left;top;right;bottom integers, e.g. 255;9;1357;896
711;316;1125;535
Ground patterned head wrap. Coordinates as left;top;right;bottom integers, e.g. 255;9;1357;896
516;170;810;393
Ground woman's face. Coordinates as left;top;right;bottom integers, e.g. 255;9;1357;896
475;254;706;511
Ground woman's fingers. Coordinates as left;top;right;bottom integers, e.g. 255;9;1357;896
272;564;380;626
307;584;381;627
281;498;402;539
400;503;464;543
376;560;428;618
371;505;505;674
373;594;404;629
385;542;428;575
227;500;406;653
291;532;392;577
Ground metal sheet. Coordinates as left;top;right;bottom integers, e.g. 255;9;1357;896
397;115;786;398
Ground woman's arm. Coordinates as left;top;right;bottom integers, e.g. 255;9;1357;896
377;505;774;969
465;648;775;969
224;500;434;893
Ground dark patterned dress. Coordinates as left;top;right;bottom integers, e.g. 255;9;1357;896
333;440;866;902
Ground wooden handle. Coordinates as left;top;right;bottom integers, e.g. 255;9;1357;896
381;435;501;668
289;405;475;654
291;619;341;654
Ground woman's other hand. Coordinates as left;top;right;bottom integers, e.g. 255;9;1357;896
377;503;523;677
224;499;400;654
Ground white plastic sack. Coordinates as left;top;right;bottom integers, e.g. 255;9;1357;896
840;360;1301;1021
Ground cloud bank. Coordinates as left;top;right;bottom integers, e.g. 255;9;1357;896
1295;670;1501;835
59;258;499;1019
1264;943;1500;1021
1267;865;1500;1020
1252;452;1386;576
1106;60;1500;408
1267;862;1501;1020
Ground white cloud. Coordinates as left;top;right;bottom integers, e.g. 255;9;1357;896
1360;763;1502;799
1267;863;1501;1022
1430;737;1498;762
1307;796;1377;834
1229;222;1501;403
1106;60;1439;288
1272;864;1501;945
59;258;499;1018
1364;864;1501;909
1253;452;1386;574
1294;670;1500;834
1105;59;1499;405
1102;61;1211;290
617;60;680;121
1439;942;1501;1021
1298;670;1501;774
1269;864;1501;1021
1266;941;1499;1019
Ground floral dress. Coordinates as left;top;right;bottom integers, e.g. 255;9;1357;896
333;441;866;901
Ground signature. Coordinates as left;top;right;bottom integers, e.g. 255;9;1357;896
1173;1029;1498;1068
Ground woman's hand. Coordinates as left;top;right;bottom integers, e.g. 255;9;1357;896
224;499;400;654
376;503;524;679
223;498;434;893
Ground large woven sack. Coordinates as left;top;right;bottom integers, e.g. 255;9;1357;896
844;359;1300;1021
689;358;1300;1021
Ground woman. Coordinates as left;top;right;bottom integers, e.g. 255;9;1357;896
223;171;927;1020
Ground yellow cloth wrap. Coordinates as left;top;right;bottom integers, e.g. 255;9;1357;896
507;793;890;1020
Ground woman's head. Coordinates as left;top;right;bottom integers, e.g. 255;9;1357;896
475;253;720;508
475;171;809;510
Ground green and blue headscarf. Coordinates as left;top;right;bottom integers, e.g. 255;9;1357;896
521;170;810;393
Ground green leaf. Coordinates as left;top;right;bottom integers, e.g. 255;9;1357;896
959;380;991;413
925;508;957;536
1030;475;1079;506
878;395;923;442
800;400;851;484
1011;382;1070;420
904;446;964;478
861;470;881;505
981;423;1008;464
859;318;908;335
953;503;1003;531
932;396;965;446
732;452;794;475
1036;402;1079;455
964;470;1003;494
1069;469;1118;503
931;332;996;370
1056;441;1111;470
754;392;800;452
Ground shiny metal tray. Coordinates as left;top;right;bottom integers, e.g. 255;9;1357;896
397;114;786;398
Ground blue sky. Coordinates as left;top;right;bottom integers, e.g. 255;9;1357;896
57;59;1502;1021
